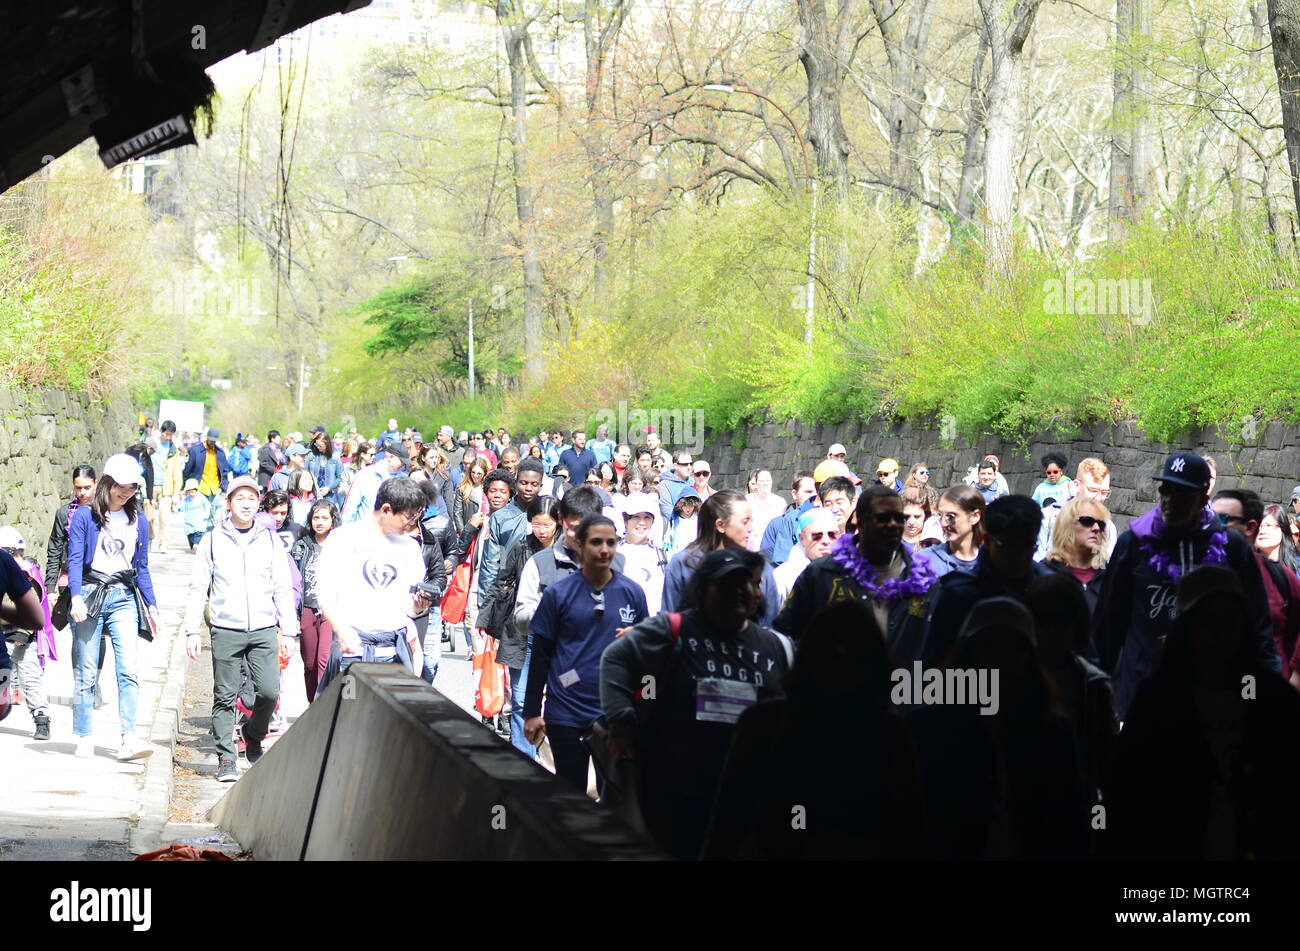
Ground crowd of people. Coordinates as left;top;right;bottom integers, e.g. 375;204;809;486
4;415;1300;860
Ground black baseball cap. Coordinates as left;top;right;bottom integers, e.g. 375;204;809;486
380;439;410;462
1153;451;1211;491
696;547;761;583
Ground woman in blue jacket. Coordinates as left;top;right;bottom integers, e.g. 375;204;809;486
66;454;159;762
306;431;344;507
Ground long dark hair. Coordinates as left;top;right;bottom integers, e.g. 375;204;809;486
685;489;747;562
306;499;341;538
311;430;334;460
91;474;139;527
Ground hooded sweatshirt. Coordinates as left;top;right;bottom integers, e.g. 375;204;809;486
1093;505;1278;719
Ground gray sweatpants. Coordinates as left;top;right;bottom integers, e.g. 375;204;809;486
6;635;47;714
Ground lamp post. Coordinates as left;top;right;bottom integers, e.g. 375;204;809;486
702;83;817;346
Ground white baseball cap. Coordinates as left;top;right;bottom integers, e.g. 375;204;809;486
828;443;848;456
621;499;658;519
103;453;144;486
0;527;25;549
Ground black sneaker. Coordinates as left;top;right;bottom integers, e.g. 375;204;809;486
245;737;264;765
482;714;495;729
497;715;511;740
216;758;239;783
33;713;50;741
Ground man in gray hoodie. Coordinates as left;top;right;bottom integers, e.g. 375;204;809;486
183;476;298;783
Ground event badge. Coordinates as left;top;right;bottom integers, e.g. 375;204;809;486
694;677;757;724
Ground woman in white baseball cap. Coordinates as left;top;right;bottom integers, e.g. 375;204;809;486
64;452;160;762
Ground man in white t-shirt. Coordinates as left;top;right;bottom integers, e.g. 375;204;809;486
315;477;429;692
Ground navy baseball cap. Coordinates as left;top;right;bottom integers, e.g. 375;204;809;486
1154;451;1211;491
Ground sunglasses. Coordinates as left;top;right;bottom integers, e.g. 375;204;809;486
694;470;710;477
872;512;908;526
1045;468;1063;476
590;590;605;616
916;470;929;476
809;530;841;542
1077;515;1107;529
1216;513;1246;528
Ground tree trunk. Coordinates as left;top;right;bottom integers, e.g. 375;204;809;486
1269;0;1300;231
885;0;933;210
979;0;1042;273
499;4;545;385
955;29;989;231
1234;3;1267;219
582;0;629;315
795;0;852;195
1108;0;1150;237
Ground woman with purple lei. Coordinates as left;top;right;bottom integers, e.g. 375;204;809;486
775;485;938;666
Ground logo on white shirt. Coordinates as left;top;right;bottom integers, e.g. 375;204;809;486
362;560;398;589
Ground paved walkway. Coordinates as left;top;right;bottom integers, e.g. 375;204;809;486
0;515;191;860
0;512;561;860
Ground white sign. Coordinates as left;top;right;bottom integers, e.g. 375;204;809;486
158;399;205;435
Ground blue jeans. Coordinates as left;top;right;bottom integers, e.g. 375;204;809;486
419;606;442;685
507;638;535;758
72;586;141;737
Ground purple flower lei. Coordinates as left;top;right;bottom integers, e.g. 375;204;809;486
1138;506;1227;585
831;533;937;604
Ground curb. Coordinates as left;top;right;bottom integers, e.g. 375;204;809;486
127;621;190;855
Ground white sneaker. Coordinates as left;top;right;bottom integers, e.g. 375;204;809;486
75;736;94;758
117;733;153;761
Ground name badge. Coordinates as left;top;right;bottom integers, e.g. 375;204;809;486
558;668;581;688
695;677;758;724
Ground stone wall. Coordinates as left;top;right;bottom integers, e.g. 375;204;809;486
696;417;1300;531
0;387;137;570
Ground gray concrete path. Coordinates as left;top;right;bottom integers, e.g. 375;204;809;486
0;511;192;860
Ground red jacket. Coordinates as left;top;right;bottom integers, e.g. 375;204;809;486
1256;552;1300;676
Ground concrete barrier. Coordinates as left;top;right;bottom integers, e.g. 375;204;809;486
209;663;663;860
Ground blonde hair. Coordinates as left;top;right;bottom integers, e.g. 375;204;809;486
1048;496;1110;569
1075;457;1110;481
457;456;492;500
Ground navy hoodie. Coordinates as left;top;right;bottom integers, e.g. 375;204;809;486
1093;505;1279;719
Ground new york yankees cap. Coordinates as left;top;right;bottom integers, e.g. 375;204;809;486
1153;451;1210;491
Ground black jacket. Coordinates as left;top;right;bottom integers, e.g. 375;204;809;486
256;444;280;487
1093;524;1276;719
45;501;75;585
1103;663;1300;859
921;551;1054;667
773;545;934;667
480;534;548;668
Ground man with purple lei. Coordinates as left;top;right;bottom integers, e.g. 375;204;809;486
775;485;937;666
1094;451;1279;719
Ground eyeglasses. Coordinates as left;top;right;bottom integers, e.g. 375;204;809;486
1077;515;1107;529
872;512;908;526
1045;468;1063;476
809;530;841;542
1216;513;1246;528
694;470;710;477
916;470;929;476
938;512;962;524
877;470;896;477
